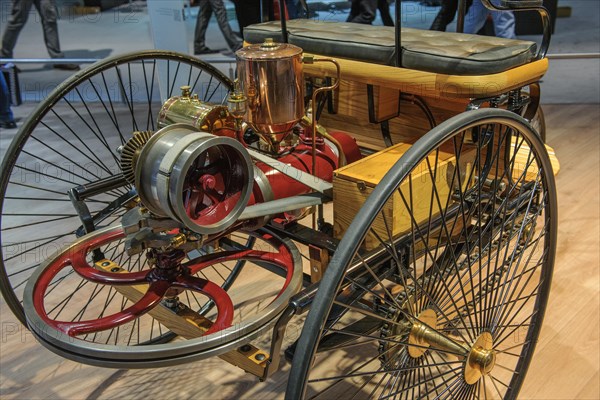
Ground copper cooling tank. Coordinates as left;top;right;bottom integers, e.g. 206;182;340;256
236;39;304;139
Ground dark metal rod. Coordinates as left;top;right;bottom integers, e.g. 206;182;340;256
72;173;128;200
457;0;467;33
278;0;289;43
546;53;600;60
394;0;402;67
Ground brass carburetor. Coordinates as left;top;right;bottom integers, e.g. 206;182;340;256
157;85;237;138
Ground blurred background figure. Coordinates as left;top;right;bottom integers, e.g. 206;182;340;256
0;0;79;70
285;0;300;19
378;0;394;26
430;0;473;31
194;0;242;55
347;0;394;25
347;0;377;24
0;72;17;129
464;0;516;38
232;0;261;37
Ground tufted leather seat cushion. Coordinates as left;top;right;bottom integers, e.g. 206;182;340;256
244;20;537;76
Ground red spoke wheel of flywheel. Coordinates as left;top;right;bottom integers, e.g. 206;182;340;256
23;224;302;368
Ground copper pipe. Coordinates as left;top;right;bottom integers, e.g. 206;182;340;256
303;57;341;176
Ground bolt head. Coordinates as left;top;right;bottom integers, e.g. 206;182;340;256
239;345;252;353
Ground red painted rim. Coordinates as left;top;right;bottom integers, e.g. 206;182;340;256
32;226;295;338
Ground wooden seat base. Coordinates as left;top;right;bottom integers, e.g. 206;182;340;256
303;53;548;99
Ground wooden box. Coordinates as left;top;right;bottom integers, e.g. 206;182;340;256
333;141;475;250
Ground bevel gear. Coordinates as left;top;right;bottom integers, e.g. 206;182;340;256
120;131;154;184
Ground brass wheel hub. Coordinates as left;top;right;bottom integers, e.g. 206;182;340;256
408;309;438;358
464;332;496;384
378;291;497;384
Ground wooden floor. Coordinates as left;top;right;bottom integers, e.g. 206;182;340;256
0;104;598;399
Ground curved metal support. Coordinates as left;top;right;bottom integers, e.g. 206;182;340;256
480;0;551;59
400;94;437;129
522;82;541;123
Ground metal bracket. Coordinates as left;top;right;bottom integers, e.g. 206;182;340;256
94;257;271;379
240;193;327;220
309;244;330;283
121;207;183;236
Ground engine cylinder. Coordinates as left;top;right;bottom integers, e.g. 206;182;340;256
135;124;253;234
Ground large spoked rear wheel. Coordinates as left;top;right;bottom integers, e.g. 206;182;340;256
287;109;557;399
0;50;233;325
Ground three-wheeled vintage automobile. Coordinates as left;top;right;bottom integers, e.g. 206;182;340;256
0;0;559;398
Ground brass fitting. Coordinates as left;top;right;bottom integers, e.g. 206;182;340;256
170;233;187;248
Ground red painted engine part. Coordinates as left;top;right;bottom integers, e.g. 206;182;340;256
328;130;363;165
249;129;360;203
